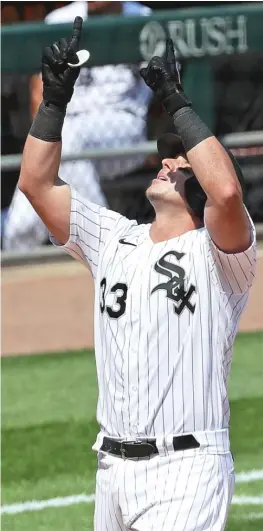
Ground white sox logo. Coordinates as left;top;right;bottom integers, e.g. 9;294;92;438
151;251;196;315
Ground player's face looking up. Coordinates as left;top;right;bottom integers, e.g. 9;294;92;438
146;155;193;209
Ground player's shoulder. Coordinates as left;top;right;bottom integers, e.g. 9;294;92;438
45;1;151;24
45;1;87;24
116;218;146;237
106;218;147;247
174;226;213;262
122;1;152;16
181;226;206;252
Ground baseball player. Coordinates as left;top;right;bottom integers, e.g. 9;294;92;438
18;18;256;531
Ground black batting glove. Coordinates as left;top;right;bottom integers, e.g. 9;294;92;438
42;16;82;109
140;39;191;116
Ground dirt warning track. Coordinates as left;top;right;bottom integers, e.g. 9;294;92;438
2;252;263;356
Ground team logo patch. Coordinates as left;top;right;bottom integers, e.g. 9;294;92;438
151;251;196;315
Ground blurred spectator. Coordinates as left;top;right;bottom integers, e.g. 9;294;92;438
1;74;32;234
1;90;20;246
214;53;263;135
3;1;152;251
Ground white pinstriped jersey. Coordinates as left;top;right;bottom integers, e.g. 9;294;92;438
52;187;256;442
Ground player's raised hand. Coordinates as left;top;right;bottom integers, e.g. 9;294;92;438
140;39;190;114
140;39;181;97
41;17;88;108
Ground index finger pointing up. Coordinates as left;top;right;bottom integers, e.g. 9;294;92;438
165;38;175;65
69;16;83;52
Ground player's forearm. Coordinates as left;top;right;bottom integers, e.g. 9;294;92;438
19;101;66;196
18;134;62;197
172;108;242;206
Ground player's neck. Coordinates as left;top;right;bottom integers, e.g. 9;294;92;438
150;210;202;243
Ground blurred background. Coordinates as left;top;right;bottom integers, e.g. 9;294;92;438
1;2;263;531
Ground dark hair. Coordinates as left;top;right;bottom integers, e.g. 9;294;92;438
184;175;206;221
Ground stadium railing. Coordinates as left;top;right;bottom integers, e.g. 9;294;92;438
1;132;263;171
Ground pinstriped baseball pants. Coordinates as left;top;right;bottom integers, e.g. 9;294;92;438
94;450;234;531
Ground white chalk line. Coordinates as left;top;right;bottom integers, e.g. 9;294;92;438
232;496;263;505
2;469;263;516
2;494;263;516
235;469;263;483
235;512;263;521
1;494;95;515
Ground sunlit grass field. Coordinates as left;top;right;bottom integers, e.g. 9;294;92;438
2;331;263;530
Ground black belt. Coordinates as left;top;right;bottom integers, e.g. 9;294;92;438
100;434;200;460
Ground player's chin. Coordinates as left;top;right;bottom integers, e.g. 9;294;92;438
146;184;164;200
146;183;171;203
146;189;157;203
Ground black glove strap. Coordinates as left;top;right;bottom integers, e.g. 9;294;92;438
29;102;66;142
163;91;191;115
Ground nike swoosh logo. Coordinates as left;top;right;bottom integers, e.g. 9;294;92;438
119;238;137;247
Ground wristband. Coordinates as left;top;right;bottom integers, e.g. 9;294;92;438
29;102;66;142
163;91;191;115
172;107;213;153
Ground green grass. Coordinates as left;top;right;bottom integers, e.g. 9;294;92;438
227;507;263;531
1;350;98;428
2;331;263;531
2;350;98;505
2;504;95;531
